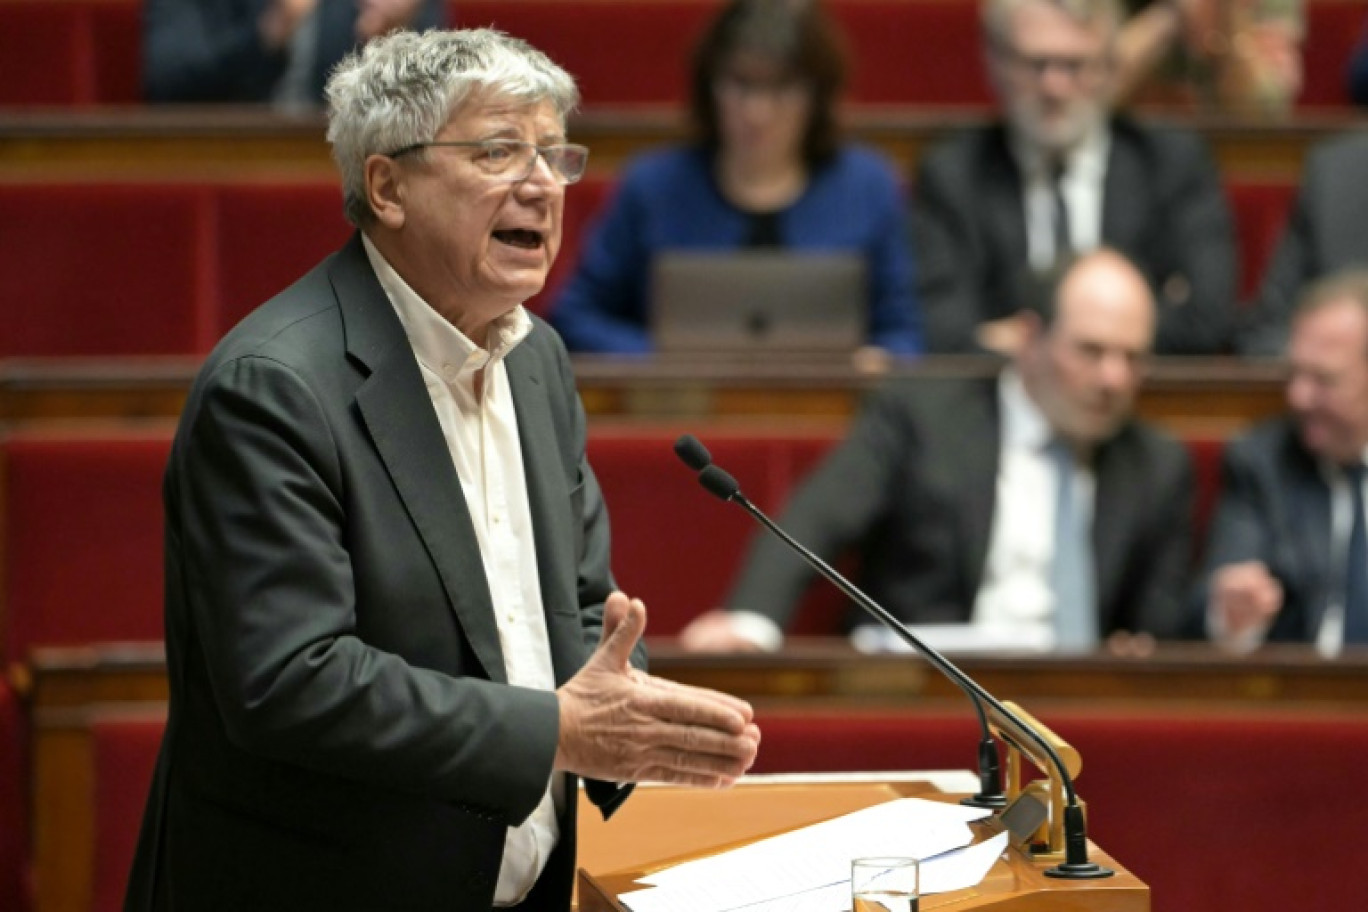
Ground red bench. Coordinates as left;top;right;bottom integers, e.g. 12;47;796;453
89;713;163;912
0;678;27;912
0;427;1230;657
69;703;1368;912
0;174;1295;357
0;429;172;667
0;0;1360;108
753;706;1368;911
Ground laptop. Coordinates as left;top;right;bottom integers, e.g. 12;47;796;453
649;251;867;353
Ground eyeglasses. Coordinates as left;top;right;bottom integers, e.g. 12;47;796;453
993;44;1108;83
713;73;812;104
385;138;590;185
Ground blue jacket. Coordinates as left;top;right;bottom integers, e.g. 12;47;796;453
550;145;923;354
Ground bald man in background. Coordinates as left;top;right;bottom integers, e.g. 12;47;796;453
683;249;1194;654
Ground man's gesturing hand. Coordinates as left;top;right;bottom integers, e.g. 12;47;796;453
554;592;761;788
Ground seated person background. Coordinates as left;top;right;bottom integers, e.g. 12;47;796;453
144;0;445;105
1238;132;1368;355
913;0;1236;356
549;0;922;356
682;249;1194;654
1199;271;1368;655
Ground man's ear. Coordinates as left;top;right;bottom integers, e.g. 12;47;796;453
364;154;406;230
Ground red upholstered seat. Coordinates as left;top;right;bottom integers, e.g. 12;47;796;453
90;714;164;912
0;0;1361;108
753;706;1368;911
0;679;29;912
213;181;352;337
1226;180;1297;302
0;184;212;357
1;431;173;665
586;428;844;634
527;174;613;317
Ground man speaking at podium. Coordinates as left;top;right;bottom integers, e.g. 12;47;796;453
125;30;759;912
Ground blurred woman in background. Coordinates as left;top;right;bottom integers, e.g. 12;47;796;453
550;0;923;355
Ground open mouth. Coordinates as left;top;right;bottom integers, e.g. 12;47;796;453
492;228;543;250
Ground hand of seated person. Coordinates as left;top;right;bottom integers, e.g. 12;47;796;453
258;0;320;51
679;609;768;653
1105;630;1158;658
555;594;761;787
1210;560;1284;645
355;0;426;41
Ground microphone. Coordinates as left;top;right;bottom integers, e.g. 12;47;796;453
676;435;1113;879
696;461;1004;810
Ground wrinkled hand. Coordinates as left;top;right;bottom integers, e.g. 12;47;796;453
1211;561;1283;636
680;610;766;653
555;593;761;788
355;0;425;40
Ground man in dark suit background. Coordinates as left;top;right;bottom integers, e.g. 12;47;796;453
1199;270;1368;654
681;249;1193;654
913;0;1236;355
126;29;759;912
1238;132;1368;355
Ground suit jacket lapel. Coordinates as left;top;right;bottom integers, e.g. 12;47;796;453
986;130;1029;314
331;235;508;683
959;384;1001;601
1091;434;1137;632
505;343;587;685
1286;445;1332;638
1101;126;1145;250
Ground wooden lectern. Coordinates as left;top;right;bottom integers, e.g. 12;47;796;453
575;774;1148;912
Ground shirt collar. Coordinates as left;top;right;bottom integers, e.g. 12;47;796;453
998;366;1054;452
1010;121;1111;183
360;233;532;378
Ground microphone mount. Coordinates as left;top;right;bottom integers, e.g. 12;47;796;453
683;441;1112;879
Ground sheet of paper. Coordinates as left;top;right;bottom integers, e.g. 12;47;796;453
617;797;992;912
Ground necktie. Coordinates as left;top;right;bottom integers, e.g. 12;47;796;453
1050;160;1071;265
1051;439;1097;652
1343;464;1368;644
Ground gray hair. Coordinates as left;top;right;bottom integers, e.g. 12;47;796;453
325;29;580;226
981;0;1123;47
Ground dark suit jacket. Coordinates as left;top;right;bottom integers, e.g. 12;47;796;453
1239;132;1368;355
912;118;1237;355
125;235;636;911
1192;418;1333;642
726;377;1194;639
142;0;445;103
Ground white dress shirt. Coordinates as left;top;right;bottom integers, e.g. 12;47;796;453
971;369;1095;645
362;235;561;906
1015;125;1111;271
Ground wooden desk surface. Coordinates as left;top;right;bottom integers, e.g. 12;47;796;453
576;779;1148;912
0;354;1288;435
0;106;1360;181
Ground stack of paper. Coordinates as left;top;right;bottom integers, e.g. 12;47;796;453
618;797;1008;912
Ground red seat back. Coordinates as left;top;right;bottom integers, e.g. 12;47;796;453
1226;179;1297;302
1;431;172;665
90;714;164;912
0;184;213;357
0;679;28;912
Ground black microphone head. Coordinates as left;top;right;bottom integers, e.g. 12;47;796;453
698;464;741;501
673;434;712;471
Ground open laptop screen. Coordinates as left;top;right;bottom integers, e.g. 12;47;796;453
649;251;867;353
